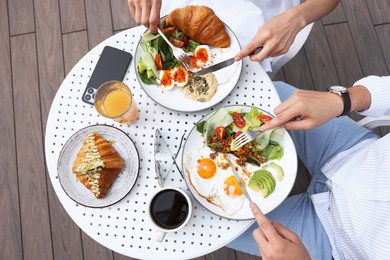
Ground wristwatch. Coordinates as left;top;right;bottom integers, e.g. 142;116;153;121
328;86;351;117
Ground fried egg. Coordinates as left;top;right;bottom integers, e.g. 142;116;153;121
185;146;220;198
208;168;246;215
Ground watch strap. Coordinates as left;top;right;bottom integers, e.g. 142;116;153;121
339;91;351;117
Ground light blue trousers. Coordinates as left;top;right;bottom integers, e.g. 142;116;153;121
227;81;379;259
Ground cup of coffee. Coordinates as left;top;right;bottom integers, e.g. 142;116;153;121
94;80;138;124
148;186;192;242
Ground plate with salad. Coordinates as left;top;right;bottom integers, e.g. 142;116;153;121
134;20;242;112
181;105;298;220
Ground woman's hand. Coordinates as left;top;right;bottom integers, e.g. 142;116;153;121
250;202;311;260
235;9;305;62
260;89;343;131
128;0;162;32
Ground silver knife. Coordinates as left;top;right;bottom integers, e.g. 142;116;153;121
225;154;253;203
192;57;235;77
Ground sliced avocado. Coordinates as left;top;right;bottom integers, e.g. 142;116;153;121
264;162;284;181
248;170;276;198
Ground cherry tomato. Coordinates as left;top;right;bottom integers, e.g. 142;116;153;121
215;126;226;139
234;131;243;139
232;112;246;128
258;114;273;123
162;27;175;36
169;37;184;48
154;54;163;70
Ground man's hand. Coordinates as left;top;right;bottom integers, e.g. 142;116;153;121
250;202;311;260
128;0;162;32
260;89;343;131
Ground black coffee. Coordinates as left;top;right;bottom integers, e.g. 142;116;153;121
150;189;189;229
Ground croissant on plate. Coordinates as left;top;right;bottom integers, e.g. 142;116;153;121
72;132;123;198
165;5;230;48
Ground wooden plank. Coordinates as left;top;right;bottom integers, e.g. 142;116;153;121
34;0;85;259
322;1;347;25
366;0;390;25
301;22;339;91
324;23;363;87
235;251;259;260
8;0;35;35
11;33;53;260
0;0;23;259
59;0;87;33
110;0;138;31
63;31;89;73
85;0;114;49
342;0;388;76
375;24;390;74
82;232;115;260
282;48;314;90
34;0;65;126
205;247;236;260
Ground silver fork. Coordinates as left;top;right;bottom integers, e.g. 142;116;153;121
231;130;262;151
157;28;192;71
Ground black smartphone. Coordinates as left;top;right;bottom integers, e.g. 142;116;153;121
81;46;133;105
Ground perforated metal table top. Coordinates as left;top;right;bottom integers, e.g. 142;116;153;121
45;26;282;260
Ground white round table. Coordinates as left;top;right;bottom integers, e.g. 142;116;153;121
45;26;283;260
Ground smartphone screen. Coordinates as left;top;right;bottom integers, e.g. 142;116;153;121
81;46;133;105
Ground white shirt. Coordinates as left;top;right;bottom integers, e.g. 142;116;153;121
312;76;390;259
160;0;300;72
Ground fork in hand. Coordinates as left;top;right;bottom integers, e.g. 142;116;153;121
231;130;262;151
157;28;192;71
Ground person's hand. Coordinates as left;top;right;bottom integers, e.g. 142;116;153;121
250;202;311;260
128;0;162;32
235;9;305;62
260;89;343;131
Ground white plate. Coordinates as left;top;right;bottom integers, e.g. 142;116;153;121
135;23;243;112
57;125;140;208
181;105;298;220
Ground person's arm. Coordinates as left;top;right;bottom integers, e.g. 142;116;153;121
235;0;340;62
250;202;311;259
260;85;372;131
128;0;162;32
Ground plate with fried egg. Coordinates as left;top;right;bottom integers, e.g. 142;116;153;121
134;14;242;112
181;105;298;220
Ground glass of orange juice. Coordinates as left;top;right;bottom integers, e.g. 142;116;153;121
94;80;138;124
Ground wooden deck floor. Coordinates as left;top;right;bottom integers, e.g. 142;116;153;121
1;0;389;259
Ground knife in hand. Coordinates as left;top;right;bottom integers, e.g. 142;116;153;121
192;57;235;77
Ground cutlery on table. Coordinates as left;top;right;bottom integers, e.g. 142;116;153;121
157;28;192;71
231;130;262;151
225;154;253;203
192;57;235;77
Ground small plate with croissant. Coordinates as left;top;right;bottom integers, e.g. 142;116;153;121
135;5;243;112
57;125;140;208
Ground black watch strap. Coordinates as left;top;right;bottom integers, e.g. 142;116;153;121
340;91;351;117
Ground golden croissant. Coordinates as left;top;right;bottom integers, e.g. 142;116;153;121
165;6;230;48
72;132;123;198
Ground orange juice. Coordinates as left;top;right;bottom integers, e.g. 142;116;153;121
94;81;138;124
103;89;131;117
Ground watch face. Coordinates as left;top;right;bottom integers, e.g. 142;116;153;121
329;86;347;93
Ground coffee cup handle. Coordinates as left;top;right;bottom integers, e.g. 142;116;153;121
156;230;166;242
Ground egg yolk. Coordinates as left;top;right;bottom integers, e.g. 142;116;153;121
174;67;187;83
197;158;217;179
195;47;209;64
160;70;174;87
223;176;244;197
